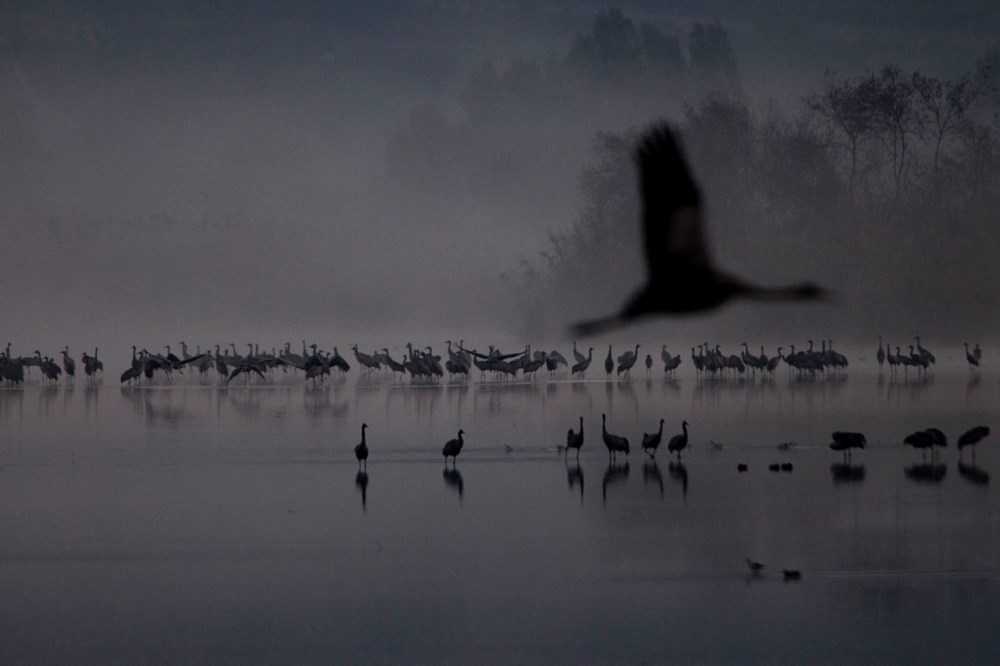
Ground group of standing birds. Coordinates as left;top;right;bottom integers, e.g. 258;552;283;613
0;344;103;386
590;414;689;462
903;425;990;460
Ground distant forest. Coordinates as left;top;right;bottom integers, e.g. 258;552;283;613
386;9;1000;340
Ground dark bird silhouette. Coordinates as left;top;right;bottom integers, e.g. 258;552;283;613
830;431;866;460
566;416;584;459
642;418;664;458
571;347;593;377
570;124;828;336
601;413;630;461
904;429;935;459
958;425;990;460
443;429;465;467
354;423;368;469
964;343;980;370
746;558;765;574
604;346;614;378
667;420;689;460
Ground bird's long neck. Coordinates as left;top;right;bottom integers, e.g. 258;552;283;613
743;282;828;303
579;417;584;434
658;420;664;435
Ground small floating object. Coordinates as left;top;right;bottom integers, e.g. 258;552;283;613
505;444;514;454
777;442;795;450
780;463;793;472
746;558;765;573
710;440;723;451
737;463;748;472
769;463;780;472
783;569;801;580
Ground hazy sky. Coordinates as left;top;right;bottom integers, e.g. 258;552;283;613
2;1;998;357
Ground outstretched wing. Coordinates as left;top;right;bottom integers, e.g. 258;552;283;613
637;124;713;280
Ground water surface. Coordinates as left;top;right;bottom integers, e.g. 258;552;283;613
0;366;997;662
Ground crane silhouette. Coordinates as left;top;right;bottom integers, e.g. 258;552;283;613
667;420;689;460
566;416;584;459
570;124;827;336
571;347;593;377
642;418;664;458
354;423;368;469
601;413;629;461
443;429;465;467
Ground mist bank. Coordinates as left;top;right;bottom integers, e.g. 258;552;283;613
2;5;999;353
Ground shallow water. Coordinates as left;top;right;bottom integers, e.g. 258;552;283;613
0;365;997;662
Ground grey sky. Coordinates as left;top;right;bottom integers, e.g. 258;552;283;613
2;2;998;355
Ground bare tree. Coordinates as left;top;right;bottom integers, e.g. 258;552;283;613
807;70;878;194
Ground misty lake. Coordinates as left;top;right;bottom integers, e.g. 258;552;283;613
0;354;997;663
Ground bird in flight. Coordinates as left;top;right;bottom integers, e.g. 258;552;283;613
570;124;829;336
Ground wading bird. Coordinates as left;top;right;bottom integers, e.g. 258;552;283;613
667;420;689;460
958;426;990;459
830;431;866;461
642;418;664;458
572;347;593;377
443;429;465;467
566;416;584;459
570;124;827;336
355;423;368;469
601;414;629;461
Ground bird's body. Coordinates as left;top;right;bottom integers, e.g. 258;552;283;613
830;431;866;460
570;124;827;336
601;413;629;461
642;418;665;458
566;416;584;458
604;346;614;378
965;343;980;369
354;423;368;468
443;429;465;466
958;426;990;458
746;558;765;574
571;347;593;377
667;420;689;459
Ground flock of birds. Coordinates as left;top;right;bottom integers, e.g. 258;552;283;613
348;412;990;470
0;335;986;388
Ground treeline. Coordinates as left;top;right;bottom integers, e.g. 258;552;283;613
512;52;1000;341
384;10;743;235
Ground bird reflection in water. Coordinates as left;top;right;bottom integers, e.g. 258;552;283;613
958;461;989;486
602;462;630;507
831;463;866;485
355;470;369;512
668;461;688;497
443;467;464;501
905;463;947;483
566;461;584;502
642;460;663;499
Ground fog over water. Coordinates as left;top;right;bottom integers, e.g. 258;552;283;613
3;2;1000;356
7;7;1000;660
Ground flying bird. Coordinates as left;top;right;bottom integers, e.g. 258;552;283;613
570;124;828;336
